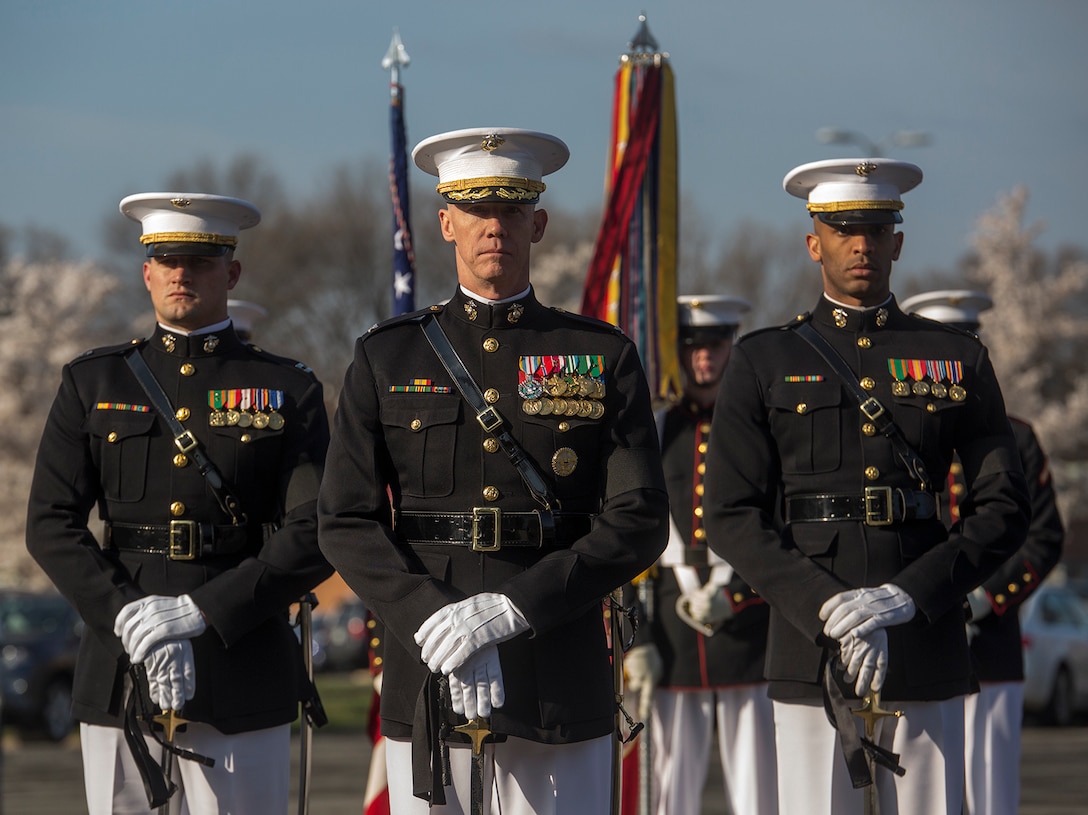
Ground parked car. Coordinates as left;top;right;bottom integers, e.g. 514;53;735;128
0;589;82;741
318;598;370;673
1021;581;1088;726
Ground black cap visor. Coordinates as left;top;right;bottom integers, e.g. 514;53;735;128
680;325;738;345
814;209;902;227
146;242;232;257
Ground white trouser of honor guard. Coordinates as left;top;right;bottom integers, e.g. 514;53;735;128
385;733;612;815
773;697;964;815
80;721;290;815
964;681;1023;815
649;685;777;815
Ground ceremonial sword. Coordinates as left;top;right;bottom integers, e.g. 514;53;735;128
453;717;493;815
851;690;902;815
152;708;189;814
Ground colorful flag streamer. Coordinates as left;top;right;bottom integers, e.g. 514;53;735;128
581;16;680;404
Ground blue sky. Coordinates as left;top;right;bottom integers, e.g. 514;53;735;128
2;0;1085;282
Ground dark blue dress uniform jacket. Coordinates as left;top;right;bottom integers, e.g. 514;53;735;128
317;287;669;744
628;403;769;688
952;417;1063;682
704;296;1031;702
26;325;332;733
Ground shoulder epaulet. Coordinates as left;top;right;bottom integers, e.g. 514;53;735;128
547;307;624;334
242;343;318;375
905;312;982;341
737;312;809;343
364;305;439;337
71;337;147;364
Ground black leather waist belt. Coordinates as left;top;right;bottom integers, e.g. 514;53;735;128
786;487;938;527
105;521;265;560
394;509;594;552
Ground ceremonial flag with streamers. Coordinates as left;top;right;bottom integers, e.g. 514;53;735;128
581;16;680;404
389;83;416;315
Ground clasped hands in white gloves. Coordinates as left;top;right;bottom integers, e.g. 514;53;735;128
686;583;733;628
623;643;663;722
144;639;196;711
114;594;206;664
819;583;915;641
448;645;505;719
414;593;529;719
838;628;889;696
820;583;912;696
414;592;530;674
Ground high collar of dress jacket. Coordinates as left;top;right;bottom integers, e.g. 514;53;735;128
808;294;908;334
147;322;247;358
446;286;540;330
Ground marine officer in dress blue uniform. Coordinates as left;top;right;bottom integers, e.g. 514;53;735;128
624;294;777;815
703;159;1031;815
317;128;669;815
901;289;1064;815
26;193;332;814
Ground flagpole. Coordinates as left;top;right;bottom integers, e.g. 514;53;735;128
383;28;417;316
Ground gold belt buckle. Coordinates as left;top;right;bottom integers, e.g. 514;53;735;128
864;486;894;526
168;520;199;560
471;507;502;552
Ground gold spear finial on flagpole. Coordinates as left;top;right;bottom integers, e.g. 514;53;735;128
624;13;669;65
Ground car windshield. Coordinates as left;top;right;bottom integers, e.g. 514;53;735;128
1038;588;1088;629
0;594;72;638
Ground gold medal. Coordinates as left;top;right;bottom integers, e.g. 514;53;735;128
268;411;285;430
912;381;930;396
589;401;606;419
538;398;554;416
949;384;967;401
891;381;911;397
522;399;543;416
577;400;593;418
931;382;948;399
226;409;241;426
552;398;569;416
545;375;566;397
551;447;578;477
564;376;580;397
577;376;594;397
252;412;270;429
209;410;226;427
237;411;253;428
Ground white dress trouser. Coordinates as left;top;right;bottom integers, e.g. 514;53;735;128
81;721;290;815
964;682;1023;815
649;685;777;815
773;696;965;815
386;733;612;815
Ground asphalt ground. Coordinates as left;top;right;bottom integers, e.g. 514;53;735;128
3;717;1087;813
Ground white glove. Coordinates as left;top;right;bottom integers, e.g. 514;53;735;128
447;645;505;719
115;594;207;664
687;583;733;628
414;593;529;674
819;583;915;641
143;639;196;711
624;643;663;722
967;587;992;623
839;628;889;697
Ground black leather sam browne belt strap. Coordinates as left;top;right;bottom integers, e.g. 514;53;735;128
420;313;559;511
124;348;247;525
393;509;594;551
794;321;932;492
